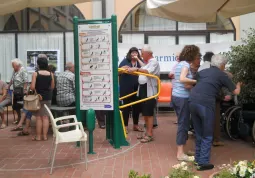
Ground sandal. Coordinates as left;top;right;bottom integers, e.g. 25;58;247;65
0;124;7;129
177;154;194;162
12;120;18;125
11;126;23;131
17;131;30;136
32;136;41;141
137;133;147;139
140;135;153;143
133;126;144;132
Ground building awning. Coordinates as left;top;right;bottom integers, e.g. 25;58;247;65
146;0;255;22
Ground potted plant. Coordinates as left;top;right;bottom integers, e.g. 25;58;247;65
225;28;255;109
166;161;200;178
210;160;255;178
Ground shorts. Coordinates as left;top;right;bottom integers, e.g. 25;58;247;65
139;84;156;117
22;109;32;120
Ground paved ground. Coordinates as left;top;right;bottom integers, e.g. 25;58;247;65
0;112;254;178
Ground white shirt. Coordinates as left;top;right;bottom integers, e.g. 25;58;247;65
198;61;211;72
138;58;160;97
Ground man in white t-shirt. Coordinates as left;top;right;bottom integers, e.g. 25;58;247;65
127;45;160;143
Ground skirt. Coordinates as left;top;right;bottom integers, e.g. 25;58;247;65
33;100;51;117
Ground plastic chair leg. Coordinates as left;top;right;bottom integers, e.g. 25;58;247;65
50;143;58;174
48;137;55;164
85;141;88;170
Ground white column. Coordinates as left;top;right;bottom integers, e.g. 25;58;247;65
92;0;102;19
105;0;115;18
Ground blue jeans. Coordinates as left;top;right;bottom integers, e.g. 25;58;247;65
189;102;215;165
172;96;190;145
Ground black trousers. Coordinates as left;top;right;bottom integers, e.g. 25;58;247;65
121;95;141;126
95;110;106;126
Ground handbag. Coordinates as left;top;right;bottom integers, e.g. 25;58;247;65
23;91;41;111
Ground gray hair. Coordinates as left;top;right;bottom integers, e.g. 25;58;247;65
211;54;228;68
142;45;153;53
11;58;23;66
65;62;74;70
38;54;47;59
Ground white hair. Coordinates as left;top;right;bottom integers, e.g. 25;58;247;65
11;58;23;66
65;62;74;69
142;45;153;53
211;54;228;68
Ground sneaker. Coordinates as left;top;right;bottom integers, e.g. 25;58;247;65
197;163;214;171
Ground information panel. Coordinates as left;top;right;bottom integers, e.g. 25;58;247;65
78;23;113;110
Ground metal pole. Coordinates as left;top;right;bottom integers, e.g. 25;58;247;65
73;16;82;147
111;15;121;149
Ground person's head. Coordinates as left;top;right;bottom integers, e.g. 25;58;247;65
48;65;56;74
11;58;23;72
66;62;75;73
203;52;214;62
211;54;228;71
175;52;180;62
141;45;153;62
180;45;200;65
37;54;48;70
126;47;142;61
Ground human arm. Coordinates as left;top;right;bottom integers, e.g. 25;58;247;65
30;72;37;91
50;73;55;90
22;69;28;94
133;56;145;67
179;66;196;84
220;74;241;95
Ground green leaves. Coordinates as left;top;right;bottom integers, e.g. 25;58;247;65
128;170;151;178
226;28;255;104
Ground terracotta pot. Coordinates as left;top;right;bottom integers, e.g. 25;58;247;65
209;172;219;178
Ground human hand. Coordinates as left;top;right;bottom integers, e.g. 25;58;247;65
121;65;130;69
128;67;138;73
168;73;174;79
224;95;232;101
132;55;138;61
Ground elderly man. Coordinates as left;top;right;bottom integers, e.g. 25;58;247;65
198;52;232;147
189;54;241;171
127;45;160;143
56;62;75;107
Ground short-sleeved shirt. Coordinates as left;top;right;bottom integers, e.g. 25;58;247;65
11;67;28;89
119;58;142;97
189;66;236;108
0;80;11;100
138;58;160;97
56;70;75;106
172;61;193;98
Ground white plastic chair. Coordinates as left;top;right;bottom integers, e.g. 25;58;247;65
44;104;88;174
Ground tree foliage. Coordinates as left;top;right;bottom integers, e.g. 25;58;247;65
225;28;255;104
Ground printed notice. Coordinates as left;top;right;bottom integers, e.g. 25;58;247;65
78;23;113;110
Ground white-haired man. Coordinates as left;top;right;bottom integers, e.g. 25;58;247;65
56;62;75;107
189;54;241;171
127;45;160;143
